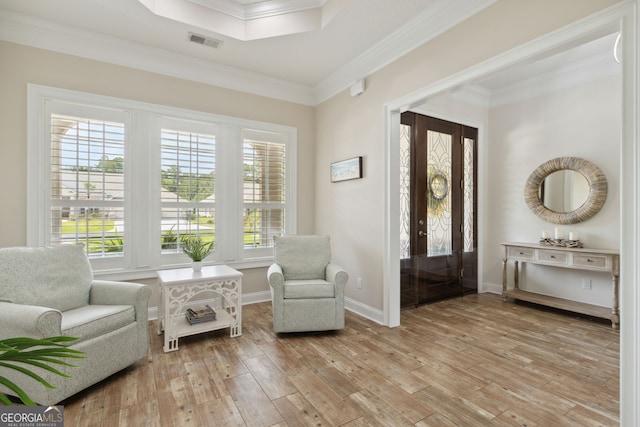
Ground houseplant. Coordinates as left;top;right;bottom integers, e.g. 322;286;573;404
0;336;84;405
182;237;213;271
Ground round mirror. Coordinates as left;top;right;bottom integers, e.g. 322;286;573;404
539;170;590;213
524;157;607;224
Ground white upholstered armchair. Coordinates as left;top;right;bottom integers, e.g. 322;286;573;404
267;235;348;333
0;245;151;405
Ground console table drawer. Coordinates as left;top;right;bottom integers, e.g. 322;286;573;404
538;250;568;265
573;254;608;269
507;247;535;260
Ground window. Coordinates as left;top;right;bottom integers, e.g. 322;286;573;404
51;114;126;258
159;120;216;258
242;129;287;258
28;86;296;278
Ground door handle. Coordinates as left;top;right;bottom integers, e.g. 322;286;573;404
418;230;426;237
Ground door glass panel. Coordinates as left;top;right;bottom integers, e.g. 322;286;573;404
426;130;452;257
463;137;474;252
400;124;411;259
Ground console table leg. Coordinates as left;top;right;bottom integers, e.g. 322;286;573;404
514;260;520;290
611;273;620;329
502;259;508;301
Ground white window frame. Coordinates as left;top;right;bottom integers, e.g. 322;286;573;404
28;85;297;279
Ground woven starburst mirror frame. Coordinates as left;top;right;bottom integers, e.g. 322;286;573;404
524;157;608;225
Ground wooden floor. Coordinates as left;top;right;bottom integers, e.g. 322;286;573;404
61;294;619;426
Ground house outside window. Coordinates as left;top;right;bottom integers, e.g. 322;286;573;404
28;85;296;279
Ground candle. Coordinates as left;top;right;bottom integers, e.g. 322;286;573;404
542;230;550;239
554;227;564;239
569;232;578;241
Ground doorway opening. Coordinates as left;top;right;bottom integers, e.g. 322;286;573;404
400;112;478;308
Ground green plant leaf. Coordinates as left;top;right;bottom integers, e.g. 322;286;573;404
0;361;58;388
0;336;79;350
0;336;85;405
0;376;37;406
181;236;213;261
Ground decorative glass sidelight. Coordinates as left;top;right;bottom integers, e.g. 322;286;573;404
463;138;475;252
426;130;452;256
399;124;411;259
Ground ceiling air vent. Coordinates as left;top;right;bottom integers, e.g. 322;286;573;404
188;32;223;49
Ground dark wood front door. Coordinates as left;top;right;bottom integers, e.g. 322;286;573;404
400;112;478;308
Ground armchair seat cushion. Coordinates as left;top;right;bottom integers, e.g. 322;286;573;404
284;280;335;299
61;305;135;344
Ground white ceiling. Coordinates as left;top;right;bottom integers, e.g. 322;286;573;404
0;0;620;106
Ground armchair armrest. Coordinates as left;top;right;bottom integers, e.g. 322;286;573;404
0;301;62;340
89;280;152;322
326;263;347;300
326;263;348;288
267;264;284;289
267;263;285;302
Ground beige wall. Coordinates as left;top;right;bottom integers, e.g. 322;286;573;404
0;40;315;301
315;0;621;311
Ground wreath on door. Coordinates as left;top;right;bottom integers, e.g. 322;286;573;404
426;167;449;215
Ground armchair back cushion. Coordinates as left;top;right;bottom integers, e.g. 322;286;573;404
0;245;92;312
274;235;330;280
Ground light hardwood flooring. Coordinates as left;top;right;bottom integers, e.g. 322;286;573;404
61;294;619;426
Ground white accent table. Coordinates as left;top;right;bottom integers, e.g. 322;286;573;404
501;242;620;329
157;265;243;352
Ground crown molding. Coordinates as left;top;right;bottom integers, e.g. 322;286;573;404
313;0;498;104
138;0;339;40
0;9;316;105
486;51;620;108
450;85;491;109
188;0;325;20
450;50;621;109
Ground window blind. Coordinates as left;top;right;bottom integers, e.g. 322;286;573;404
243;130;286;249
50;114;126;257
160;128;216;253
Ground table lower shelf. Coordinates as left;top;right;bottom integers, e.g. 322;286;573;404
505;289;612;321
165;309;234;339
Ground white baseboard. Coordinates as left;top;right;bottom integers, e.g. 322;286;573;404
149;288;503;323
482;282;503;295
148;291;385;325
345;297;385;325
242;290;272;305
